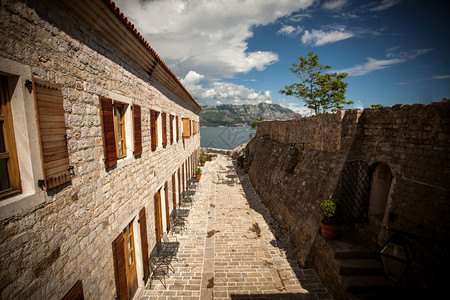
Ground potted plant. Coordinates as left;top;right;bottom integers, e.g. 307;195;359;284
319;195;341;239
206;153;213;161
199;153;206;166
195;167;202;179
237;155;244;167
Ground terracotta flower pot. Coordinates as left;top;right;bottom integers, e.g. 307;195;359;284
320;221;340;240
196;174;201;180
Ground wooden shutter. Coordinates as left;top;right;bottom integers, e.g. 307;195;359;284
133;105;142;157
99;97;117;169
61;280;84;300
169;114;174;145
32;78;71;190
154;191;162;243
150;109;157;151
162;112;167;147
164;182;169;232
182;118;191;139
138;207;149;283
176;116;179;142
112;234;128;300
172;173;176;209
177;168;181;206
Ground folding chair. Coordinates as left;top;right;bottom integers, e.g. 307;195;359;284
149;256;167;288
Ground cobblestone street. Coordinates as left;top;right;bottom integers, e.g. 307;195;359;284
140;154;332;300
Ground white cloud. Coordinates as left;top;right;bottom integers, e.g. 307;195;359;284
180;71;273;105
278;25;303;37
322;0;348;10
334;48;433;76
115;0;314;79
301;28;353;46
370;0;401;11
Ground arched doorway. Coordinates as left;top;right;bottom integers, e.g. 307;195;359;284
368;162;392;242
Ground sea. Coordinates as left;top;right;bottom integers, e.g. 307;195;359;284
200;127;256;150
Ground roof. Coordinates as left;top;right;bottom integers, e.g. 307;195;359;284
61;0;202;113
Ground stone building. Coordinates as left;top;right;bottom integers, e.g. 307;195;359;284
246;103;449;298
0;0;201;299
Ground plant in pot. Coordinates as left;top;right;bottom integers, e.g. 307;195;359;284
195;167;202;179
319;195;341;239
206;153;213;161
199;153;206;166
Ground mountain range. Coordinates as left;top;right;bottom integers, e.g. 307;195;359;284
200;103;296;127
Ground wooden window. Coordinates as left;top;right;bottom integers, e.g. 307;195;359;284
0;76;20;199
32;78;71;190
138;208;149;283
123;222;138;300
150;109;158;151
132;105;142;157
114;102;127;159
100;97;117;169
176;116;179;142
177;168;181;206
169;114;174;145
61;280;84;300
182;118;191;139
162;112;167;148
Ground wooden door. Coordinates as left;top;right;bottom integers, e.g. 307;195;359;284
138;208;149;283
164;182;170;232
154;190;163;242
123;222;138;300
112;234;128;300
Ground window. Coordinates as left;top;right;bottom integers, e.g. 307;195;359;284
176;116;179;142
0;76;20;199
114;102;127;159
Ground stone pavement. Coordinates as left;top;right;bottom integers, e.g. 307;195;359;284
140;154;333;300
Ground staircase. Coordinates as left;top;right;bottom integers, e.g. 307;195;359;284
314;230;399;300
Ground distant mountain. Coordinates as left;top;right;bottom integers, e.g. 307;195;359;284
200;103;295;127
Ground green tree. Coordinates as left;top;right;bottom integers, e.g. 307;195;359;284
250;117;262;129
279;52;353;114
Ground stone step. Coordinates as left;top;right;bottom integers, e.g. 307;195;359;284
337;258;384;276
343;274;396;295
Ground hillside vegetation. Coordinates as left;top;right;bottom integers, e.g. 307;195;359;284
200;103;295;127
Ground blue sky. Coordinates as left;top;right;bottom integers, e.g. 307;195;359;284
115;0;450;115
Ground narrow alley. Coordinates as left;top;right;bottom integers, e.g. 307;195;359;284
140;154;333;300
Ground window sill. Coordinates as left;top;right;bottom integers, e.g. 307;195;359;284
0;192;42;221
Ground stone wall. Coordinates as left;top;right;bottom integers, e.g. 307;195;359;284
246;102;450;289
0;1;200;299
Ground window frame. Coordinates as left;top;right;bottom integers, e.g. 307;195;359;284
113;101;127;159
0;75;21;200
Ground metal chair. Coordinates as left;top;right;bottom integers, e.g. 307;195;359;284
149;256;167;288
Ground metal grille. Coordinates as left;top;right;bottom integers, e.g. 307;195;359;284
340;160;370;224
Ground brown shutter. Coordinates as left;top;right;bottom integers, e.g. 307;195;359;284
154;191;162;243
169;114;174;145
61;280;84;300
138;208;149;283
162;112;167;148
150;109;157;151
172;173;176;209
112;234;128;300
133;105;142;157
176;116;179;142
32;78;71;190
164;182;170;232
177;168;181;206
99;97;117;169
182;118;191;139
